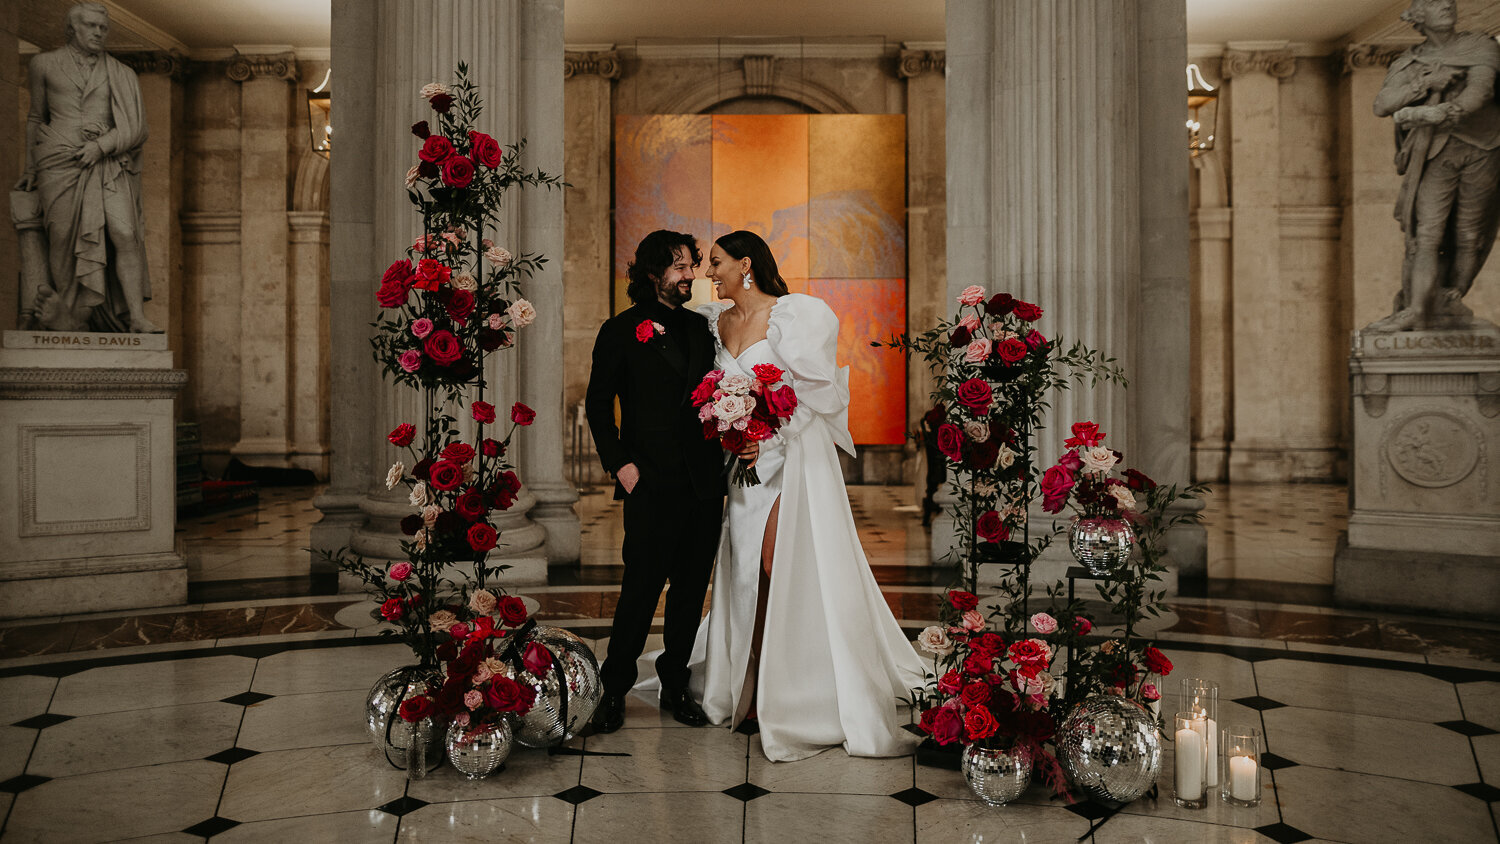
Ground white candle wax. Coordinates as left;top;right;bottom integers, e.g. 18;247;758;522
1229;754;1258;801
1205;718;1218;787
1175;727;1204;801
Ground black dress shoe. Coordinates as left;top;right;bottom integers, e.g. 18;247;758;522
590;693;625;734
660;686;709;727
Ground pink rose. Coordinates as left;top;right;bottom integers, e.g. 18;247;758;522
1030;612;1057;634
1142;683;1161;702
962;610;985;631
448;622;470;639
957;285;986;306
411;318;434;339
398;350;422;372
927;705;965;746
464;689;484;710
963;338;992;364
1039;465;1076;513
1025;329;1047;350
388;562;413;581
1073;616;1093;635
958;314;981;332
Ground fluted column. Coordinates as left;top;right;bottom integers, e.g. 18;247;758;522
945;0;1201;574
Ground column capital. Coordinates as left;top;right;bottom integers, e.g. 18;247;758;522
898;49;946;79
226;51;300;83
743;55;775;96
1222;49;1296;81
563;49;621;80
112;50;189;79
1341;44;1404;74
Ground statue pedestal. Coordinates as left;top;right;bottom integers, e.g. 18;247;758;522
1334;326;1500;619
0;331;188;619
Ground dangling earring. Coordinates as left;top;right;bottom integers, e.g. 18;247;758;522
742;271;754;291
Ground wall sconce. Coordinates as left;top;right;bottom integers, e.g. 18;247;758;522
308;68;331;159
1187;63;1217;155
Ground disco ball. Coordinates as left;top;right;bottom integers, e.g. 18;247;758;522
502;624;602;748
1057;694;1161;803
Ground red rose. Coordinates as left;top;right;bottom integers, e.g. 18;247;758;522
976;510;1008;543
635;320;656;343
481;438;503;457
441;442;475;463
398;694;435;722
511;402;536;426
1124;468;1156;491
970;633;1005;655
1008;639;1051;668
949;325;972;347
964;704;999;742
430;92;455;114
985;293;1016;316
485;676;535;714
752;363;784;384
1012;301;1043;321
1039;465;1076;513
690;380;718;408
949;590;979;612
466;522;498;552
997;338;1028;363
376;282;407;308
428;459;464;491
937;669;964;695
418;135;454;163
1065;422;1104;448
960;682;991;708
411;121;431;139
381;259;415;289
441;155;475;188
955;378;992;414
497;595;528;626
1024;329;1047;350
523;641;553;675
446;289;475;322
922;404;946;428
1143;646;1173;676
490;470;522;510
388;424;416;447
927;705;965;746
745;418;773;441
468;400;495;424
763;385;798;418
1073;616;1093;635
413;258;450;291
963;651;994;677
455;489;486;521
424;330;463;366
720;428;746;454
380;598;405;621
469;131;503;168
935;423;964;462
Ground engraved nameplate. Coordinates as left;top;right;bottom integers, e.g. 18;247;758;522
3;330;168;351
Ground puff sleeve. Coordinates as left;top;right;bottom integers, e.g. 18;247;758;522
766;294;855;456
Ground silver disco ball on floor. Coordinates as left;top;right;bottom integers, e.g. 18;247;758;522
1057;694;1161;804
502;624;602;748
365;664;446;773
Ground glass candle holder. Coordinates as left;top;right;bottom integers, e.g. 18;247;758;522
1172;711;1208;809
1220;726;1262;807
1181;678;1219;788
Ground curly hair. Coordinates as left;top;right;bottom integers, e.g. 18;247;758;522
714;230;789;296
626;230;701;306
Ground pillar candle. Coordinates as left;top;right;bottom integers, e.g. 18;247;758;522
1190;716;1219;787
1175;726;1204;801
1229;754;1258;801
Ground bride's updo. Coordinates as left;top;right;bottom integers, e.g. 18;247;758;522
715;230;790;296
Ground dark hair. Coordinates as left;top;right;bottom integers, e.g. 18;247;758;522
626;230;701;305
714;230;789;296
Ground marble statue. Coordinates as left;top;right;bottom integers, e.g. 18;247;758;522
1369;0;1500;332
12;2;159;333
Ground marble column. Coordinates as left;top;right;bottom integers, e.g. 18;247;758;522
318;0;561;585
1191;148;1233;482
228;51;299;468
1339;45;1405;333
1222;47;1298;481
287;209;330;478
945;0;1202;576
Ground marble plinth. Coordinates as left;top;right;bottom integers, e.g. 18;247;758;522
1334;326;1499;618
0;332;188;619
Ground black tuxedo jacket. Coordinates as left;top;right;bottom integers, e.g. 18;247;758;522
585;301;726;501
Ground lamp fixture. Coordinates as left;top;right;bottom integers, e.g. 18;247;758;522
1187;63;1217;155
307;68;331;159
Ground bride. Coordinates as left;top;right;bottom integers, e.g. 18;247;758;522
660;229;926;762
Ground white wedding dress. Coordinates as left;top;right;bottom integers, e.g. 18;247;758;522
640;293;925;762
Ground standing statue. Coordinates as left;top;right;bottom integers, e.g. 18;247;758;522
11;2;159;333
1370;0;1500;332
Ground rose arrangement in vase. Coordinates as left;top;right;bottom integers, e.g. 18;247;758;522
395;595;541;727
319;63;563;668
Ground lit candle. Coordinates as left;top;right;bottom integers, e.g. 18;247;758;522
1229;754;1258;801
1175;726;1204;801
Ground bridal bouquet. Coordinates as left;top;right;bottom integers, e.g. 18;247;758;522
691;363;798;486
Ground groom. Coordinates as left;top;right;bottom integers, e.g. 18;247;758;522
585;230;724;732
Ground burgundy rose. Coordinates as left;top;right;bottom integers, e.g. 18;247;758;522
966;441;999;471
441;442;475;463
511;402;536;426
446;289;475;322
466;522;498;552
948;590;979;612
922;403;946;428
400;514;423;536
418;135;454;163
428;459;465;491
497;595;528;626
441;155;475;188
1058;450;1083;472
398;694;435;722
454;489;487;521
469;131;503;168
376;282;407;308
964;704;999;742
996;338;1028;363
955;378;992;414
970;632;1005;654
985;293;1016;316
1012;300;1043;321
935;423;963;462
975;510;1008;543
960;682;991;708
949;325;972;347
434;510;466;537
418;159;439;179
430;92;455;113
478;327;510;351
1124;468;1157;491
720;428;746;454
481;438;503;457
412;457;434;481
490;470;521;510
1039;465;1076;513
411;120;431;139
1024;329;1047;350
484;676;535;713
424;330;463;366
388;423;416;447
471;401;496;424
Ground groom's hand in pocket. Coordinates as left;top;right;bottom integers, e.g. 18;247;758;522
617;462;641;494
737;441;760;469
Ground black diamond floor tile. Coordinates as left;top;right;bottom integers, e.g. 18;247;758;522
182;817;241;837
1254;822;1313;843
1437;720;1498;738
553;785;603;805
889;787;939;807
1455;782;1500;802
13;713;74;730
204;747;261;766
1232;695;1287;712
1259;751;1297;771
220;691;275;707
722;782;771;802
0;774;51;794
377;795;429;817
1064;799;1112;820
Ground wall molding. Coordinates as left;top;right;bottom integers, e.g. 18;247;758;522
18;423;151;537
563;50;622;80
0;368;187;400
1280;205;1342;240
180;212;242;246
897;49;946;78
1222;49;1297;80
225;51;300;83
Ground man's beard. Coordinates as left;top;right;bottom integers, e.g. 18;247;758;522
657;277;691;307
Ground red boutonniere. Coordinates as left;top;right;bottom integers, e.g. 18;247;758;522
635;320;666;343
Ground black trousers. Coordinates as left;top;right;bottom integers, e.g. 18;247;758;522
599;480;723;697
